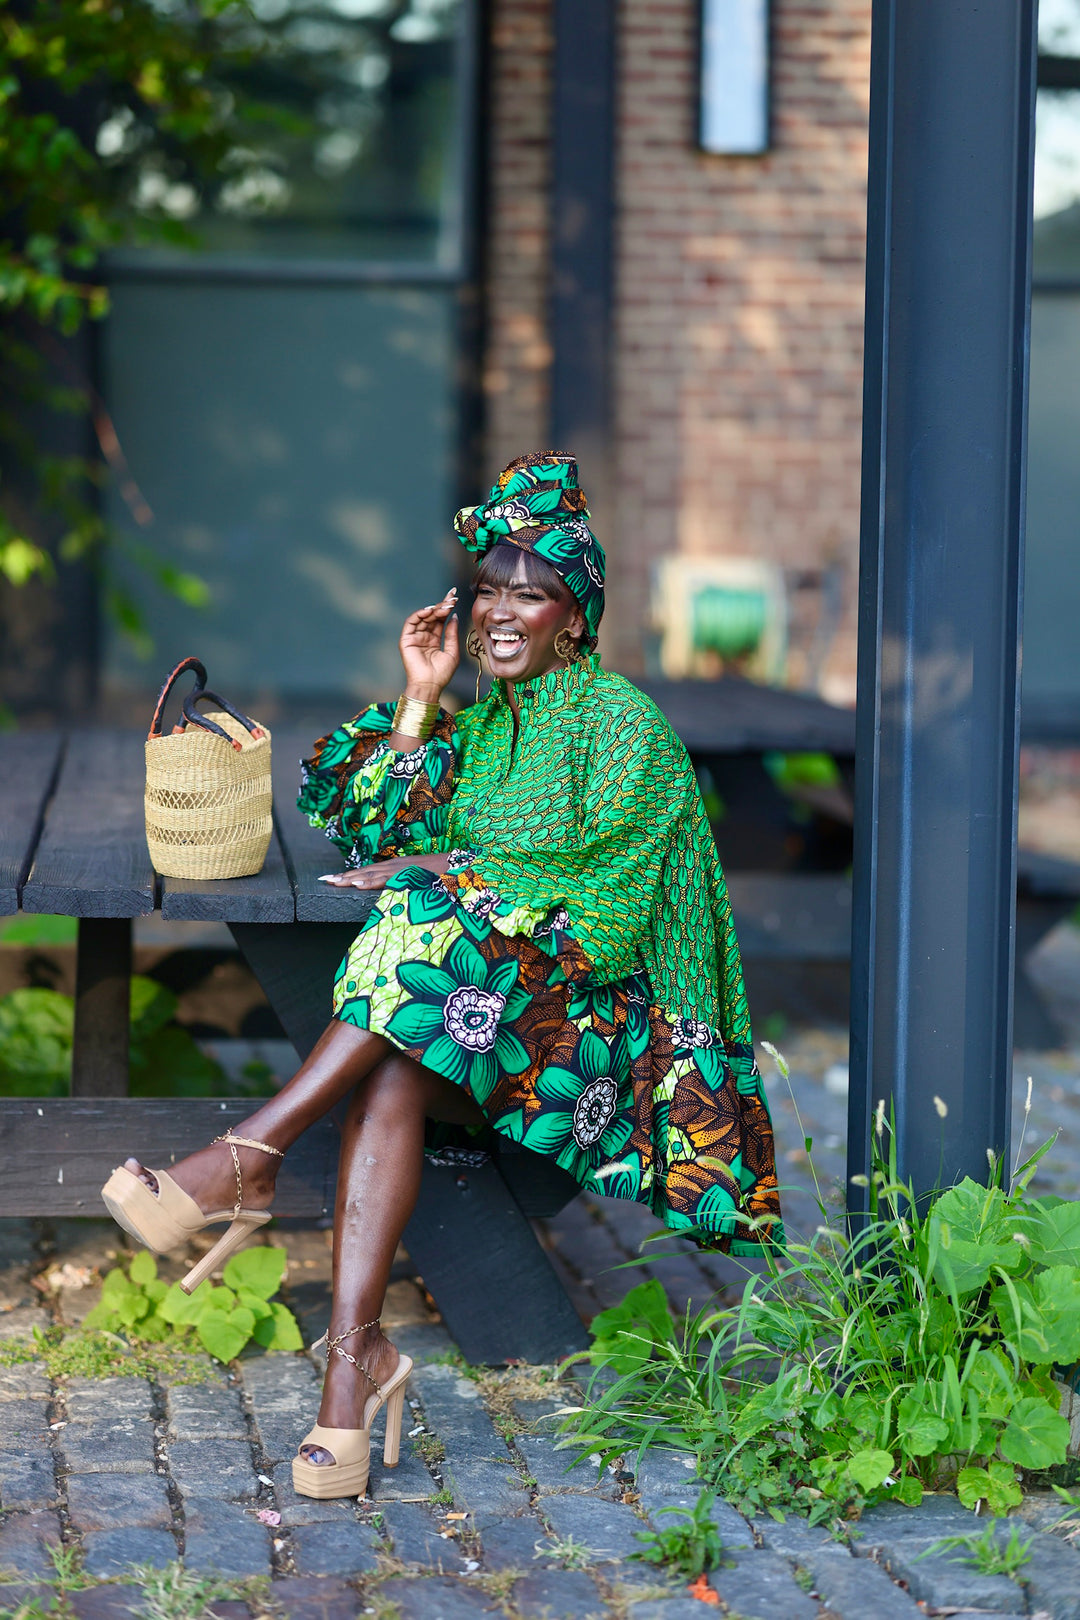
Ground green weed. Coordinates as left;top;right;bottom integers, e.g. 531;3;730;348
630;1488;727;1577
537;1533;595;1570
917;1520;1034;1577
84;1248;302;1363
129;1562;244;1620
560;1049;1080;1526
414;1432;446;1467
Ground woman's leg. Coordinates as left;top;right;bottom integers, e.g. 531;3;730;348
302;1049;483;1462
124;1021;394;1213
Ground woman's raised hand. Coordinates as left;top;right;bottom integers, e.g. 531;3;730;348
400;587;460;702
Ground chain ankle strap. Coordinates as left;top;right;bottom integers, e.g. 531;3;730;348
213;1130;284;1218
313;1318;383;1395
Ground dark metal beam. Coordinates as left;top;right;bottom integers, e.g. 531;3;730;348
848;1;1037;1206
550;0;616;483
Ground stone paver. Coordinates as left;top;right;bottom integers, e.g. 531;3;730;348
290;1519;382;1577
165;1436;257;1500
1022;1531;1080;1620
65;1471;171;1532
0;1508;62;1577
513;1569;605;1618
379;1500;466;1571
798;1546;924;1618
0;1364;50;1402
81;1526;177;1578
68;1588;143;1620
538;1493;647;1563
0;1449;58;1512
182;1496;272;1578
262;1576;360;1620
474;1509;546;1570
515;1434;608;1495
708;1548;822;1620
165;1380;247;1441
378;1574;501;1619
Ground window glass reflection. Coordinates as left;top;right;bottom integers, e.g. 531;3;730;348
102;0;466;264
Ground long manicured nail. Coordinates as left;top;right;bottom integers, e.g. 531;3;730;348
318;874;338;883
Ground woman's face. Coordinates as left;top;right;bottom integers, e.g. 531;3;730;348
470;554;586;683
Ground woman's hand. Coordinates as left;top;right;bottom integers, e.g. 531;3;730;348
318;852;453;889
399;588;460;703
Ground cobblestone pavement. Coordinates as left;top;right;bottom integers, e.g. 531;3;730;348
3;1037;1080;1616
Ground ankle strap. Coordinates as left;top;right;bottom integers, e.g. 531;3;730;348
314;1319;384;1395
213;1130;284;1219
213;1131;284;1158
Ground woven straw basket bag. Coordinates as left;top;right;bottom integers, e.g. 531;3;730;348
145;657;273;881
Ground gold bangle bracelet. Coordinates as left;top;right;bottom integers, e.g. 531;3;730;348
393;694;439;741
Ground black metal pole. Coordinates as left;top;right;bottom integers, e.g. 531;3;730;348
550;0;616;507
848;0;1037;1207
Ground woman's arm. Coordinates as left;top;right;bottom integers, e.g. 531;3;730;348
388;587;459;750
320;851;451;888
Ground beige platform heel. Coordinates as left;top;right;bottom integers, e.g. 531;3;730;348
292;1318;413;1500
100;1131;284;1294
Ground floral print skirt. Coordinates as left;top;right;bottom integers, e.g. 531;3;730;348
333;867;783;1253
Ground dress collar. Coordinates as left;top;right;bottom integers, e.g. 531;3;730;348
492;652;601;711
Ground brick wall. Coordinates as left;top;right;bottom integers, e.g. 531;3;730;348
483;0;871;701
482;0;553;475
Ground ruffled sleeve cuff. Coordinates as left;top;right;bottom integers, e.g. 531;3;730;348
298;702;458;865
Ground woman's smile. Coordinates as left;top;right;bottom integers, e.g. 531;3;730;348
486;627;528;662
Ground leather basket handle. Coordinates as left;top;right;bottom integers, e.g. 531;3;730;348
148;657;207;739
182;688;266;752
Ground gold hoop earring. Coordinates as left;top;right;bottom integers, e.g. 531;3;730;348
466;630;485;703
553;628;578;670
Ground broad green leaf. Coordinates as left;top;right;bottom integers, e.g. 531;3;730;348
896;1388;950;1458
587;1280;676;1376
1000;1396;1070;1469
957;1460;1023;1516
203;1286;237;1314
252;1302;304;1352
222;1247;287;1301
144;1279;168;1305
846;1449;894;1492
1031;1266;1080;1364
1028;1199;1080;1269
235;1288;273;1323
928;1180;1020;1293
101;1267;137;1299
197;1306;255;1363
159;1281;208;1326
886;1476;923;1507
128;1251;157;1287
114;1291;150;1326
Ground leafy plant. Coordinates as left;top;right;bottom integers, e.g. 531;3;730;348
0;975;276;1098
916;1520;1034;1577
128;1562;247;1620
536;1533;595;1571
83;1246;302;1362
631;1488;727;1578
560;1055;1080;1527
0;0;276;645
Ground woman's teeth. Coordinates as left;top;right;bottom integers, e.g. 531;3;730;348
488;632;525;660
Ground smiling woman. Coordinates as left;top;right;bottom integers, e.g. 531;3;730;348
101;452;782;1506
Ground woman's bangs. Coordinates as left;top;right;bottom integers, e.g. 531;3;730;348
473;543;565;600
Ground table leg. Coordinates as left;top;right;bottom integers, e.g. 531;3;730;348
71;918;132;1097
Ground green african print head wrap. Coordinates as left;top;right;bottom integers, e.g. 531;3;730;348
454;452;606;641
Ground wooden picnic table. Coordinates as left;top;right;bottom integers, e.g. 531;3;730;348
0;727;588;1364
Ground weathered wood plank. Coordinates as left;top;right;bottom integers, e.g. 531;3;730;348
160;827;294;923
406;1159;588;1363
0;1100;336;1216
22;732;155;917
0;732;65;915
71;918;132;1097
272;731;380;925
727;873;852;959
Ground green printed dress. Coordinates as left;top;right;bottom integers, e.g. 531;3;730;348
297;655;783;1253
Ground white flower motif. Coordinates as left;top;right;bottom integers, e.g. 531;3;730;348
572;1076;619;1148
673;1018;714;1049
582;544;604;587
389;748;426;779
462;888;500;921
486;500;532;525
442;985;506;1052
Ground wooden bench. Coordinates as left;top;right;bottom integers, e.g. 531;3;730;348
0;728;587;1365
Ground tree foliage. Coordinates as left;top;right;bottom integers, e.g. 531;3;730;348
0;0;264;616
